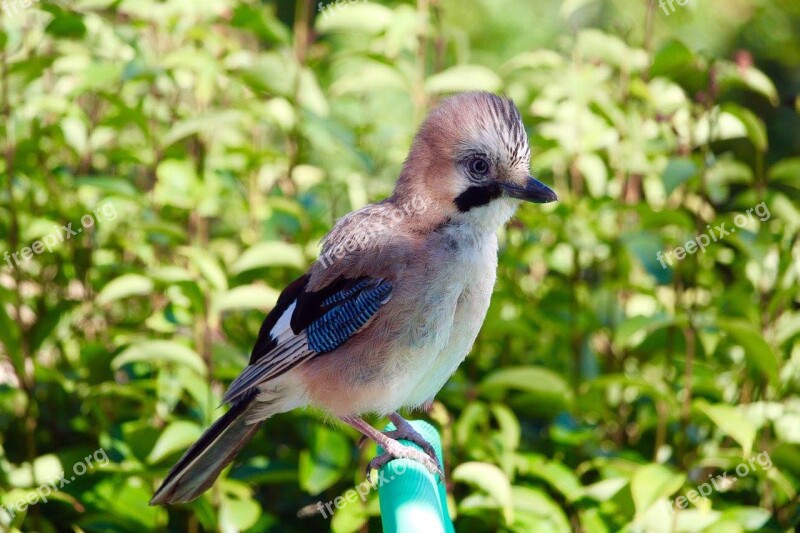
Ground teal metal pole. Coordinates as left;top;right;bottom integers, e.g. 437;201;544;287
376;420;454;533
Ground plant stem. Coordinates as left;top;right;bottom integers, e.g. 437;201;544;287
2;46;40;530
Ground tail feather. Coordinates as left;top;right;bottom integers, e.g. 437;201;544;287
150;394;262;505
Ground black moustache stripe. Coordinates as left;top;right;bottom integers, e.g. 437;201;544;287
454;183;502;212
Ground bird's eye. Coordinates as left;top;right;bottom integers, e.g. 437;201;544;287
469;157;490;176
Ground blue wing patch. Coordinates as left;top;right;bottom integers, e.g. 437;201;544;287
306;279;392;352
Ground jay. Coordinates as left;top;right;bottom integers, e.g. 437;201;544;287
150;91;557;505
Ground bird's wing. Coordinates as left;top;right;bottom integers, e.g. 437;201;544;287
221;274;392;404
305;201;417;291
223;204;416;405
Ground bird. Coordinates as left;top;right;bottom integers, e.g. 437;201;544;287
150;91;557;505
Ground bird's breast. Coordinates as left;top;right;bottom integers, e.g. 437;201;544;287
299;226;498;416
395;227;498;408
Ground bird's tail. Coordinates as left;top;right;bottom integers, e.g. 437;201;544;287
150;392;262;505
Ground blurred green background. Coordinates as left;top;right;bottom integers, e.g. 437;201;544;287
1;0;799;531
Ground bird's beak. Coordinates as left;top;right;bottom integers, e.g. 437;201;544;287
501;176;558;203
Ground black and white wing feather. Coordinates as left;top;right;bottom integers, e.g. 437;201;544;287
222;274;392;404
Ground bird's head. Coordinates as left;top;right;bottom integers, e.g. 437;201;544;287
394;92;557;230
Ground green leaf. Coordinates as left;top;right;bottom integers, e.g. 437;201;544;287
719;62;779;106
662;158;698;195
621;231;671;283
651;39;695;78
84;478;165;529
490;403;521;452
298;424;351;495
775;413;800;444
718;507;771;530
519;454;584;502
80;62;124;92
613;314;675;350
230;3;291;44
479;366;574;411
579;508;609;533
512;486;571;533
153;159;200;209
575;153;608;197
44;9;87;38
630;464;685;516
721;103;768;152
112;340;207;376
500;50;564;75
147;421;202;464
575;29;647;71
455;402;490;448
150;266;194;284
582;478;628;502
181;246;228;291
7;454;63;487
96;274;154;305
161;110;246;147
717;319;780;387
587;375;677;408
670;510;722;532
330;497;369;533
77;176;140;197
768;157;800;184
298;67;329;116
232;241;306;274
331;61;407;96
315;3;394;33
696;400;756;457
219;494;261;531
62;116;88;155
453;462;514;524
213;284;280;313
425;66;502;94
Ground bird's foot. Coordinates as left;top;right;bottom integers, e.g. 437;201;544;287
364;412;443;481
365;437;443;481
384;413;440;468
343;414;444;482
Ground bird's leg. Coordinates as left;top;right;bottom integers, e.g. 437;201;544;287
342;416;443;480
